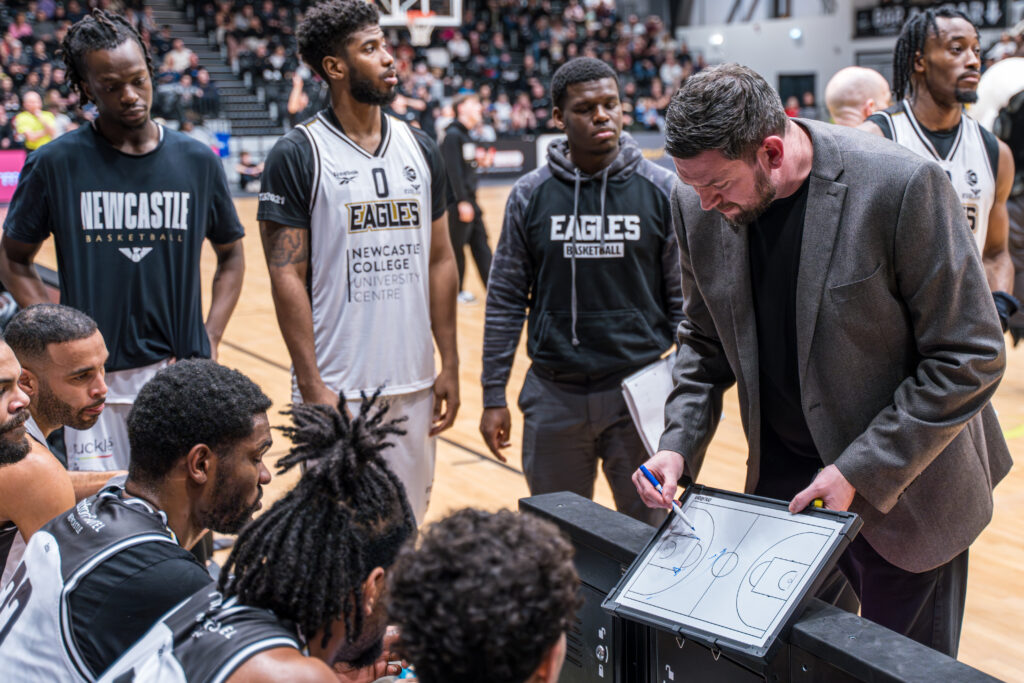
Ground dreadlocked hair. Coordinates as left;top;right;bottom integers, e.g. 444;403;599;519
60;9;154;104
892;8;974;101
218;391;416;649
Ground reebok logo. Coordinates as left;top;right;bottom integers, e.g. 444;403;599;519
119;247;153;262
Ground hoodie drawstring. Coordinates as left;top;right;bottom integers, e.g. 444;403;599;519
570;168;581;347
569;166;610;349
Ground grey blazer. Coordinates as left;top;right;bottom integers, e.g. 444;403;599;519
660;119;1013;573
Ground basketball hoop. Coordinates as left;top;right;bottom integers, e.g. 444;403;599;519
407;9;435;47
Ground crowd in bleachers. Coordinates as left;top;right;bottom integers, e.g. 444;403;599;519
3;1;1022;149
189;0;707;138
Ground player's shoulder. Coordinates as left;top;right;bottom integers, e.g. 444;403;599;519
0;444;70;514
404;119;441;156
266;124;315;163
161;126;221;161
227;646;334;683
634;158;678;198
506;164;554;214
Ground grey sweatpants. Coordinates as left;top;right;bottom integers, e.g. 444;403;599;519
518;367;666;527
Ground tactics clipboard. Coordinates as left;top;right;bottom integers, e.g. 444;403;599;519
602;485;862;663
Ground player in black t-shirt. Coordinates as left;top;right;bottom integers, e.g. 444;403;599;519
0;10;245;474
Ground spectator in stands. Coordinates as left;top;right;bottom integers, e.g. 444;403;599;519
166;37;194;73
235;150;263;192
33;11;58;46
510;91;537;133
194;67;219;118
13;91;57;151
29;40;50;70
0;108;20;149
172;72;201;122
659;50;686;90
6;13;34;43
44;89;75;136
798;90;820;119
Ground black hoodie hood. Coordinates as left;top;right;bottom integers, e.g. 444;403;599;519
546;132;645;183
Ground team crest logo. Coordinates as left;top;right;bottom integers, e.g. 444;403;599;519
965;169;978;187
118;247;153;262
403;165;417;182
331;170;359;185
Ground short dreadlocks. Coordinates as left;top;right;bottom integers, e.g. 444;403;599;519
892;8;976;101
59;9;154;104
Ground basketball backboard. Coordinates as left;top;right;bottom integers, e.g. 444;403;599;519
377;0;462;26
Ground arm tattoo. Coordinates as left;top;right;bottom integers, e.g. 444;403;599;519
266;228;309;268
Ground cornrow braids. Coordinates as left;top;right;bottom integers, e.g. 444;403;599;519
59;9;154;104
218;392;416;650
892;8;974;101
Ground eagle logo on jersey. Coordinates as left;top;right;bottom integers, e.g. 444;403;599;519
348;200;422;232
403;166;417;182
118;247;154;262
330;170;359;185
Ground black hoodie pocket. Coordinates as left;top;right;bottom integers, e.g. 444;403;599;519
530;308;666;372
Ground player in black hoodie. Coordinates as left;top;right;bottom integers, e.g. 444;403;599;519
480;58;683;524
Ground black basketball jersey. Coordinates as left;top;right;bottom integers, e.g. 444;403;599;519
0;486;183;681
100;587;301;683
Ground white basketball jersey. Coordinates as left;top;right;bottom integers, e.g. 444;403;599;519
879;100;995;252
295;113;435;401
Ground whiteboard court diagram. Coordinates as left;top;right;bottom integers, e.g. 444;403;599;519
606;489;856;652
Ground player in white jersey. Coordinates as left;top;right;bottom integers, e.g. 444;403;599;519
861;8;1019;329
258;0;458;523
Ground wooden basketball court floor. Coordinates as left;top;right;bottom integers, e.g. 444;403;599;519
24;184;1024;680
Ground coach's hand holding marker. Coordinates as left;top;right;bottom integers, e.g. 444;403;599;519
639;464;698;534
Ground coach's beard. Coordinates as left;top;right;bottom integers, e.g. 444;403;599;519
350;72;397;107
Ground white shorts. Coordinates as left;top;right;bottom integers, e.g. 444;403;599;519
345;387;436;525
64;360;170;472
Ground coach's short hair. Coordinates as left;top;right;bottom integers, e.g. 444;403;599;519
551;57;618;109
4;304;99;360
388;508;582;683
127;360;271;485
665;63;787;160
297;0;381;81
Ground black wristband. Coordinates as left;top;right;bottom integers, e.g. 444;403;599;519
992;291;1020;332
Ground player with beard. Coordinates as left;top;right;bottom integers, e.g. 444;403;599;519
258;0;458;524
0;360;273;680
100;394;416;683
0;305;116;588
0;334;36;585
861;9;1017;328
0;10;246;476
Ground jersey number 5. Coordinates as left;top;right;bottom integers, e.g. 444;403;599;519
964;205;978;232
